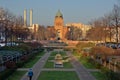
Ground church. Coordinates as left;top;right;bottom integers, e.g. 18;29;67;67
53;10;68;41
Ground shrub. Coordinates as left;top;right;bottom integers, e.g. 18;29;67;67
5;61;16;69
16;61;24;68
95;63;102;69
20;55;29;61
0;69;15;80
76;42;95;49
90;46;114;63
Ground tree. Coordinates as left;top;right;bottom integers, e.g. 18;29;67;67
65;26;82;40
87;19;105;41
111;4;120;43
0;7;30;44
37;25;46;40
0;8;15;45
46;26;56;40
103;14;115;42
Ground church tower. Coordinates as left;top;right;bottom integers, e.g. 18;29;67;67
54;10;64;40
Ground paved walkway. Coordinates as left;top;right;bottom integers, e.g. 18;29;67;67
20;51;97;80
66;51;96;80
20;52;50;80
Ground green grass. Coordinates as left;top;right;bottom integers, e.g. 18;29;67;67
50;51;67;56
22;56;41;68
22;52;44;68
63;62;73;68
7;71;26;80
48;55;69;60
38;71;79;80
44;60;54;68
37;51;45;56
48;56;54;60
79;57;96;69
91;72;107;80
44;60;73;68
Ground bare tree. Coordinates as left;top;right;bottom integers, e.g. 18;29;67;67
37;25;46;40
0;8;15;45
86;18;110;41
65;26;82;40
0;7;30;44
111;4;120;43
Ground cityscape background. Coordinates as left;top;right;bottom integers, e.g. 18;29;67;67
0;0;117;26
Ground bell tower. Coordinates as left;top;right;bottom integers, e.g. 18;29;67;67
54;10;64;40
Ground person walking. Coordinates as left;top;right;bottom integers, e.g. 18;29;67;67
27;68;33;80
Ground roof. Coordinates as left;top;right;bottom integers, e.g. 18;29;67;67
55;10;63;18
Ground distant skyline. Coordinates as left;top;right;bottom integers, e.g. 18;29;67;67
0;0;118;26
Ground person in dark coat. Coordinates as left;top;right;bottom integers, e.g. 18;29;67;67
27;68;33;80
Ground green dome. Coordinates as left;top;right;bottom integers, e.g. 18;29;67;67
56;10;63;18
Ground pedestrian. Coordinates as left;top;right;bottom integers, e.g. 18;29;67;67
27;68;33;80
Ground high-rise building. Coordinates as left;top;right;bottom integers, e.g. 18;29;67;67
24;9;27;27
30;9;33;27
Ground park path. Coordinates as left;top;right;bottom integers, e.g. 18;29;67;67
20;51;97;80
66;51;96;80
20;52;50;80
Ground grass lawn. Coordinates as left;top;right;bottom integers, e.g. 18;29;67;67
73;52;95;69
44;61;73;68
22;56;41;68
50;51;67;56
63;62;73;68
44;60;54;68
7;71;26;80
79;57;96;69
91;71;107;80
38;71;79;80
22;52;44;68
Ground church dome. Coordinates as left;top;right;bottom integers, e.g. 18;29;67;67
55;10;63;18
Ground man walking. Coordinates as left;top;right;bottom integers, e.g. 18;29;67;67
27;68;33;80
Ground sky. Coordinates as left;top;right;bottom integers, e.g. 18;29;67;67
0;0;118;26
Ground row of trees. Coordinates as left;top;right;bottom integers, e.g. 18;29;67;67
86;4;120;43
0;8;30;44
66;26;82;40
35;25;83;41
0;8;83;41
35;26;56;40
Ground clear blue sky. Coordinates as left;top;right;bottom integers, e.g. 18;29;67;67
0;0;117;26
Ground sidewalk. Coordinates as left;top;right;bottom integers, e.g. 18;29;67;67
66;52;96;80
20;52;50;80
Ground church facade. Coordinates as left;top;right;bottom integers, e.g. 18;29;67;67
54;10;68;41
